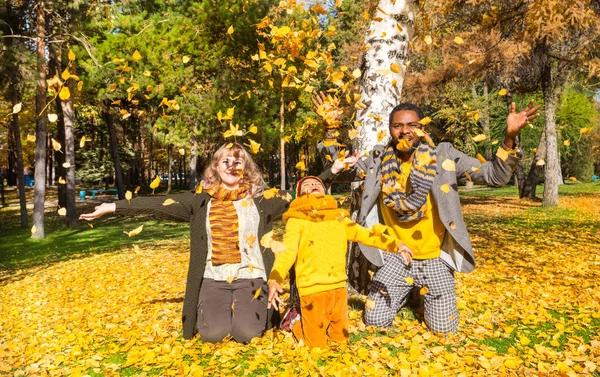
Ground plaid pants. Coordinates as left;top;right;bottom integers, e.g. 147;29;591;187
364;253;459;333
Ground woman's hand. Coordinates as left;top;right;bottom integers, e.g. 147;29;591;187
79;202;116;221
397;242;414;266
267;281;285;310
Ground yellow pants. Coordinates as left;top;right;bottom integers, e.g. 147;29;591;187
292;287;349;348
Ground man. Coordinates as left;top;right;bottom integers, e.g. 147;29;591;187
316;97;540;333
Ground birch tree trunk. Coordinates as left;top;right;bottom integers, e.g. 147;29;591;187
279;88;286;190
61;78;77;227
32;0;48;239
104;107;125;200
348;0;418;293
167;144;173;194
356;0;418;152
189;123;199;191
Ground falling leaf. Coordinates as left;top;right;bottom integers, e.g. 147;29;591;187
125;191;132;201
442;159;456;171
498;88;507;96
149;176;160;193
454;36;464;45
124;225;144;237
377;129;387;142
68;49;76;61
182;56;191;63
390;63;402;73
536;159;546;166
27;134;36;143
569;176;577;181
248;139;261;154
134;186;141;194
424;35;433;45
473;134;487;142
62;162;71;168
59;87;71;101
57;208;67;216
248;124;258;134
563;140;570;147
580;127;593;135
252;287;261;301
419;116;432;126
179;148;185;156
440;184;450;193
51;138;62;152
194;184;203;195
48;114;58;122
404;277;414;285
87;223;93;228
227;25;234;35
58;176;66;184
162;198;178;206
420;286;429;295
12;103;22;114
132;50;142;61
61;68;71;81
311;4;327;14
79;136;86;148
246;235;257;248
295;161;306;171
31;225;38;236
476;153;486;164
260;231;274;248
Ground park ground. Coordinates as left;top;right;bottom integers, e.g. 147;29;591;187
0;183;599;376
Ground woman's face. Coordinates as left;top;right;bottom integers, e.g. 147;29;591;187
217;152;245;190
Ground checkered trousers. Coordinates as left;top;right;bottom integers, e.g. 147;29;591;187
364;253;459;333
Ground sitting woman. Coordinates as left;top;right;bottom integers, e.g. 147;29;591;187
79;143;289;343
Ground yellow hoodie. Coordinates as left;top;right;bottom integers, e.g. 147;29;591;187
269;194;400;296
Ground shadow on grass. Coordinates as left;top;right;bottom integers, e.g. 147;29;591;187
0;203;188;284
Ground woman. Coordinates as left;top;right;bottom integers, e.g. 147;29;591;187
80;143;289;343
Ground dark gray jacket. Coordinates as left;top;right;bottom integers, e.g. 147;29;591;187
319;142;520;273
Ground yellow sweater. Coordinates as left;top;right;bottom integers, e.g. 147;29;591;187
269;194;400;296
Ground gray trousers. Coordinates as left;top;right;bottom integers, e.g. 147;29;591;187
197;278;268;343
364;254;459;333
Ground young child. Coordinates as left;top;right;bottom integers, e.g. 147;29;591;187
267;176;413;348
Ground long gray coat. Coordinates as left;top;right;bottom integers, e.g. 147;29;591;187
319;142;520;273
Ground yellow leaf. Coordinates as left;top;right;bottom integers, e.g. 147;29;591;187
48;113;58;123
79;136;86;148
396;139;411;150
252;287;262;301
179;148;185;156
31;224;38;236
498;88;507;96
58;176;66;184
503;358;520;369
442;159;456;171
264;62;273;73
58;208;67;216
365;298;376;310
12;102;22;114
246;235;257;248
580;127;593;135
311;4;327;14
61;68;71;81
163;198;178;206
420;286;429;295
348;129;359;140
520;336;531;346
59;87;71;101
132;50;142;61
134;186;141;194
325;154;333;162
424;35;433;45
149;176;160;191
62;162;71;168
295;161;306;171
419;116;432;126
68;49;76;61
454;36;464;45
248;139;261;154
227;25;234;35
27;134;36;143
248;124;258;134
108;83;117;92
404;277;414;285
563;140;570;146
569;176;577;181
476;153;486;163
124;225;144;237
536;159;546;166
88;223;93;228
51;138;62;152
125;190;132;201
182;55;191;63
377;129;387;142
195;184;203;194
260;231;274;248
473;134;487;142
440;184;450;193
390;63;402;73
352;68;361;78
271;240;286;254
263;188;279;199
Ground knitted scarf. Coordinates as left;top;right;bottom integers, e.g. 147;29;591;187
206;184;250;266
283;194;349;223
380;135;437;222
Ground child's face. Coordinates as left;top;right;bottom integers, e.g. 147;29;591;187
300;178;325;195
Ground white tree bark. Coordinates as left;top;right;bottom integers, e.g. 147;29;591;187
356;0;418;152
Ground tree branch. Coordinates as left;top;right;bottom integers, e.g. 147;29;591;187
71;33;100;67
136;19;170;36
0;35;36;41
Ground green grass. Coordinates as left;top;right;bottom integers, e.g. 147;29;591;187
459;181;600;197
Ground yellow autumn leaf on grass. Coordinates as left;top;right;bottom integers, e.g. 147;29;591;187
182;56;191;63
454;36;464;44
580;127;593;135
295;161;306;171
132;50;142;61
58;208;67;216
498;88;507;96
227;25;234;35
125;191;132;201
419;116;432;126
124;225;144;237
12;103;22;114
59;87;71;101
563;140;570;146
68;49;76;61
48;114;58;122
51;138;62;152
162;198;177;206
442;159;456;171
149;176;160;193
424;35;433;45
473;134;487;142
404;277;414;285
440;184;450;193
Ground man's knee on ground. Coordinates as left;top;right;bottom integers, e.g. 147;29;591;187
426;315;459;334
363;308;395;328
198;326;231;344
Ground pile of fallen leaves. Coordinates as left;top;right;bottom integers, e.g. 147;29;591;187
1;195;599;376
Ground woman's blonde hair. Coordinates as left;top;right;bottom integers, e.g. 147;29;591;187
201;142;267;197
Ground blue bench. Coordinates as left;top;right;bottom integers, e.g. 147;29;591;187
79;189;119;200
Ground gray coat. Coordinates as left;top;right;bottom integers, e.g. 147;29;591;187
319;142;520;273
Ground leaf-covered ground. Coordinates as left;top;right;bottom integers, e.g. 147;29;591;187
1;191;599;376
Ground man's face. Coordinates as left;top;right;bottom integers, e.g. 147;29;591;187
300;178;325;196
389;110;422;154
